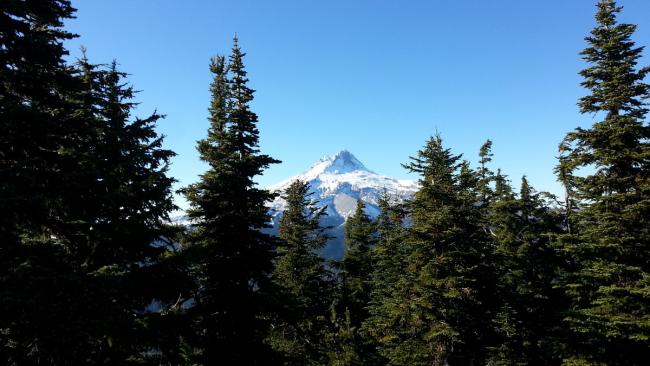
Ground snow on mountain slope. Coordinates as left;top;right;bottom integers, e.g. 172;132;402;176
267;150;418;260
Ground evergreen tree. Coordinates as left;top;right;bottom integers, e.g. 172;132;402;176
0;2;97;363
77;59;182;364
330;199;382;365
341;199;376;324
0;2;180;360
327;308;364;366
369;194;408;302
64;57;178;268
477;139;495;203
556;0;650;363
0;0;78;249
181;38;281;365
268;180;334;365
487;175;563;365
378;135;493;365
363;194;407;365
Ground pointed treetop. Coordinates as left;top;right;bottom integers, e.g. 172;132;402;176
579;0;649;118
479;139;493;165
403;133;461;186
595;0;620;26
231;33;243;59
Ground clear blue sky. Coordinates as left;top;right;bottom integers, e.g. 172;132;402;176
64;0;650;208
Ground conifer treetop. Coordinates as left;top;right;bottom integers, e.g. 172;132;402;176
579;0;649;118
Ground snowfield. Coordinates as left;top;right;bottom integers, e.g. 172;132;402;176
267;150;418;259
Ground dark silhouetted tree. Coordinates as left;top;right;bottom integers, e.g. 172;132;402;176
181;38;281;365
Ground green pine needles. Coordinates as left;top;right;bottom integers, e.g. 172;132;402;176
180;37;281;365
1;0;649;365
555;0;650;363
269;180;335;365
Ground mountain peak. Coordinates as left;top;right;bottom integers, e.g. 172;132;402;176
266;150;418;260
313;150;369;175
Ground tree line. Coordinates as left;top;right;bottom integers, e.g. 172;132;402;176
1;0;648;365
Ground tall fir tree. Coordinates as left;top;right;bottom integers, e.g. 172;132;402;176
0;0;78;249
377;135;493;365
181;38;281;365
0;1;180;361
0;2;95;363
268;180;334;365
556;0;650;363
74;58;182;364
65;57;178;268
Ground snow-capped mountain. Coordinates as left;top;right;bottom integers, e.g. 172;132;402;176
267;150;418;260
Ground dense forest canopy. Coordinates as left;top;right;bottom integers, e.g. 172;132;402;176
1;0;648;365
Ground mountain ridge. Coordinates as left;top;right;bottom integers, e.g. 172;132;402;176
267;150;417;259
